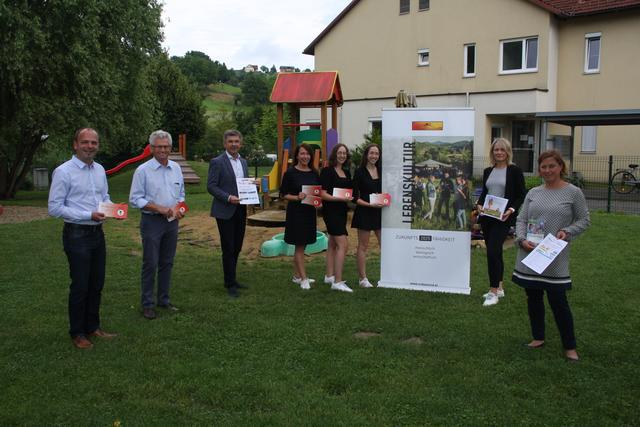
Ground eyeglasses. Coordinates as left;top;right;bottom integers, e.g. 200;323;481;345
154;145;171;150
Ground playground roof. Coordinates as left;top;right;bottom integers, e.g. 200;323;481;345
270;72;343;106
303;0;640;55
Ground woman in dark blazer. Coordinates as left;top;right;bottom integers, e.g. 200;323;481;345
476;138;526;307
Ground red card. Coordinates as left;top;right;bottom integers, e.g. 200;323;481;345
302;185;321;196
98;202;128;219
302;195;322;207
370;193;392;206
175;201;189;215
332;188;352;199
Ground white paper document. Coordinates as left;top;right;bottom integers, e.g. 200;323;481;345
521;234;568;274
237;178;259;205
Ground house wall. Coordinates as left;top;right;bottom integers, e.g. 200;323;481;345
313;0;553;99
556;10;640;156
305;0;640;169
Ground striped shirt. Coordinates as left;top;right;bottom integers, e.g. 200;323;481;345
512;183;590;289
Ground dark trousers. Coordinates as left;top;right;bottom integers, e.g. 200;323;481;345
526;288;576;350
216;206;246;288
481;219;511;288
62;223;106;337
140;214;179;308
435;195;451;220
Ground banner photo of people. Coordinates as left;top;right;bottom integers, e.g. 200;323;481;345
378;108;474;294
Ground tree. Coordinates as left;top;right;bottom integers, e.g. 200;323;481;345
260;65;269;73
0;0;163;199
171;51;219;88
252;106;279;153
239;73;270;105
270;65;277;73
146;55;207;159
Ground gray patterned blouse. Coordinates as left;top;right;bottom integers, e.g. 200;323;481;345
512;183;590;289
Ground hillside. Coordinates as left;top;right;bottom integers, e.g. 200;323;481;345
202;82;241;121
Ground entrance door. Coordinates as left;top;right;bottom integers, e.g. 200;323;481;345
511;121;535;173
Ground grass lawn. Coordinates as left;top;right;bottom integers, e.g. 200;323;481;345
1;169;639;425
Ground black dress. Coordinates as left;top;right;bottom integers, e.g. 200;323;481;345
320;167;352;236
280;166;320;246
351;166;381;231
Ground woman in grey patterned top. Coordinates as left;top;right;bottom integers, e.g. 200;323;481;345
512;150;590;362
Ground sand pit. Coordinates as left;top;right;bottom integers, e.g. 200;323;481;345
178;212;381;260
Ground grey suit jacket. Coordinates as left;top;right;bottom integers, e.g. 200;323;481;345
207;152;249;219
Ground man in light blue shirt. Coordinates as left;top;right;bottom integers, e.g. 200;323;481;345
130;130;185;320
48;127;118;349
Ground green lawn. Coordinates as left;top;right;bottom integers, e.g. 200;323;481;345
1;173;639;425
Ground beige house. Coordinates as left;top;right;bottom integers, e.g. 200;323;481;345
301;0;640;174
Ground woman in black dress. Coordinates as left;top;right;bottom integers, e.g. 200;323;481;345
280;143;321;290
351;144;383;288
320;143;353;293
476;138;526;307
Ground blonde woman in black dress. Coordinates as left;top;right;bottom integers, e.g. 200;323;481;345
320;144;353;293
351;144;383;288
280;144;321;290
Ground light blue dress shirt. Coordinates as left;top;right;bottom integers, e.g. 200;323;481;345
129;158;185;213
48;156;111;225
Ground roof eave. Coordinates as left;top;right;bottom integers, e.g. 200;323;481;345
303;0;361;55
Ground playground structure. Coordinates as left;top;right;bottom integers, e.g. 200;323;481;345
105;134;199;184
253;72;344;256
262;71;344;193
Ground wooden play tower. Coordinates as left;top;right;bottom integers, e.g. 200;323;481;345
269;71;344;185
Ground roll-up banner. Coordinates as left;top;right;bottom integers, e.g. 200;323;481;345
378;108;475;294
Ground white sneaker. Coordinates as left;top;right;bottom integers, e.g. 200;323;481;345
483;292;499;306
300;279;311;290
292;276;315;285
331;281;353;293
482;289;505;298
359;278;373;288
324;275;335;284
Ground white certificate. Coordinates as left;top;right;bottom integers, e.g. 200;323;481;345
522;234;568;274
237;178;259;205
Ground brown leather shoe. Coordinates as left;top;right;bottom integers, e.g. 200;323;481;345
143;308;156;320
72;335;93;349
88;329;118;339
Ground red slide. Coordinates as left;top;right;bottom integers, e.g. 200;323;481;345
106;145;152;176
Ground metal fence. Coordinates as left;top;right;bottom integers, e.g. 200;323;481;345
470;155;640;215
574;155;640;214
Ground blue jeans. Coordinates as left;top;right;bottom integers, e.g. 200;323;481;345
62;223;106;337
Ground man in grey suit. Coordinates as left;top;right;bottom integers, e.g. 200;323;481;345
207;130;250;297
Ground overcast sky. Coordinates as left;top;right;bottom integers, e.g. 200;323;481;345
161;0;352;70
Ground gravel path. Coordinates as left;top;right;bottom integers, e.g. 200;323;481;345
0;205;50;224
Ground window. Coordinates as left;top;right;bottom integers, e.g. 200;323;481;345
399;0;410;14
369;118;382;135
581;126;597;153
419;0;430;11
464;43;476;77
417;49;429;66
584;33;601;73
500;37;538;74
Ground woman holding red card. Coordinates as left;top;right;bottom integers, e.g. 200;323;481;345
320;143;353;293
280;143;321;290
351;144;383;289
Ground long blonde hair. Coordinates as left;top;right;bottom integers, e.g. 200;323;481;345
489;137;513;165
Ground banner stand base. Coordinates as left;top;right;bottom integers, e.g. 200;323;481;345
377;281;471;295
